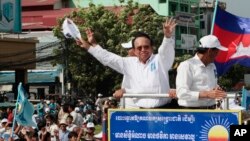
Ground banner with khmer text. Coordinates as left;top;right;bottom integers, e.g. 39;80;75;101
108;109;241;141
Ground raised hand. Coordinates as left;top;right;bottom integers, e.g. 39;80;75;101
163;17;177;38
76;37;90;49
86;28;97;46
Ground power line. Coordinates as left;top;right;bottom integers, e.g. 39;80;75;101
0;54;61;70
0;40;64;59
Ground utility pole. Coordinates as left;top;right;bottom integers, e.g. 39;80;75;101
61;39;68;101
63;38;71;100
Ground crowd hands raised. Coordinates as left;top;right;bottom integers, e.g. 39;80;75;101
76;17;227;109
0;96;118;141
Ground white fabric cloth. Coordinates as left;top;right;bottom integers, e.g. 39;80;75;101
88;37;175;108
176;54;217;107
46;123;59;137
70;111;78;125
66;124;77;132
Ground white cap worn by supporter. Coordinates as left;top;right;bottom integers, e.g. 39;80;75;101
199;35;228;51
45;107;50;113
46;100;50;105
75;107;80;112
1;118;8;123
87;122;95;128
121;40;132;49
98;93;103;97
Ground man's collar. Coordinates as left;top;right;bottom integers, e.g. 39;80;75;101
194;54;213;67
136;54;154;64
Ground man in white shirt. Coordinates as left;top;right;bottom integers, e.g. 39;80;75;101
176;35;227;109
68;104;78;125
77;18;177;108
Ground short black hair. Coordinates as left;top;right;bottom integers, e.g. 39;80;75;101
68;131;78;138
196;47;208;54
132;32;153;48
37;120;46;130
67;115;73;120
196;47;218;54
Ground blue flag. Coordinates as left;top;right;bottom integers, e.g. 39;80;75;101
241;87;250;110
15;83;37;127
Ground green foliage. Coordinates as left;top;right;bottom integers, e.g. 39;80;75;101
218;64;250;91
52;1;247;96
53;2;167;97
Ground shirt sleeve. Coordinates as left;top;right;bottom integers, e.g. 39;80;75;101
88;45;125;74
158;37;175;71
176;61;200;101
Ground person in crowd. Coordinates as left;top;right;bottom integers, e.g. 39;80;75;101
95;93;103;124
68;104;78;125
36;99;46;121
19;126;36;141
76;17;177;108
66;115;77;132
58;103;69;124
37;120;47;140
68;131;78;141
55;119;70;141
45;114;59;140
176;35;227;109
0;119;8;134
0;121;19;141
78;101;85;116
48;97;59;120
6;108;13;123
74;107;83;127
84;122;95;141
83;110;96;124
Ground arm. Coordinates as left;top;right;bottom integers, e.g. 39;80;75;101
176;62;227;100
77;128;84;141
76;29;125;74
21;128;32;141
158;17;177;70
88;46;125;74
176;62;200;101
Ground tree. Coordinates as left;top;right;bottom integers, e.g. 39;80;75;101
53;1;166;98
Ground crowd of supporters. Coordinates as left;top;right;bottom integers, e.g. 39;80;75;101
0;95;117;141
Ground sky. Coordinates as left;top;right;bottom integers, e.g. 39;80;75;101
207;0;250;18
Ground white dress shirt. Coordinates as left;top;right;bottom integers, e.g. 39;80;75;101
176;54;218;107
120;71;139;108
88;37;175;108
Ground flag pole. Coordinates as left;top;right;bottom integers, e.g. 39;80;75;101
241;86;246;109
11;83;21;137
210;0;219;34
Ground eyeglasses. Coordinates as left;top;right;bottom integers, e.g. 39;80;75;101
135;46;150;51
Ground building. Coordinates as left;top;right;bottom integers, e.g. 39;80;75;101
69;0;226;50
0;0;227;99
0;0;77;99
